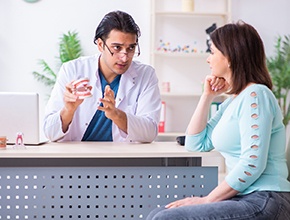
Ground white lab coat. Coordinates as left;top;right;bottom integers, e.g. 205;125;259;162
43;54;161;142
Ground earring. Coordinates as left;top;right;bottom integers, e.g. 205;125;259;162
228;63;231;68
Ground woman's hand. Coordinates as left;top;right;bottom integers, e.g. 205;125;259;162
165;196;209;208
203;75;229;97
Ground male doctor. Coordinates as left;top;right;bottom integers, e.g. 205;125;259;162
43;10;161;142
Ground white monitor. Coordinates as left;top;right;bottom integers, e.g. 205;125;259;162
0;92;48;145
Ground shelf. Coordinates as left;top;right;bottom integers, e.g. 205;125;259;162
153;51;209;58
160;93;227;101
161;92;201;97
151;0;231;134
158;132;184;137
155;11;228;17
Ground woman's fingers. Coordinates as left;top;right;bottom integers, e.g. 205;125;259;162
210;77;225;91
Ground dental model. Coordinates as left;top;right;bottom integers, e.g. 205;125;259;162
72;78;92;99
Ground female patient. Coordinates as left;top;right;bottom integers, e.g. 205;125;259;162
147;21;290;220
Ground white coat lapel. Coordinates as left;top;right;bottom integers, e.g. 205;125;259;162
115;65;137;108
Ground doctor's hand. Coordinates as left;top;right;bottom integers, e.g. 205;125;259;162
98;85;128;133
60;81;86;133
63;81;84;112
98;85;117;119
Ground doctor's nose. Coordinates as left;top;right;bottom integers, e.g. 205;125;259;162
118;53;129;62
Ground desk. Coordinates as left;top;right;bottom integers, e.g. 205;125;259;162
0;142;220;219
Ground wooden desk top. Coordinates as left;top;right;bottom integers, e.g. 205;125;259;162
0;141;221;159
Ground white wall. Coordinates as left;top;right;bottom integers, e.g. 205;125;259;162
0;0;151;88
231;0;290;56
0;0;151;118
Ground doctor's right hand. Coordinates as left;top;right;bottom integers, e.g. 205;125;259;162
63;81;84;113
60;81;85;133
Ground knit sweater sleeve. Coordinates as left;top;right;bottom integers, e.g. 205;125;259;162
225;86;276;192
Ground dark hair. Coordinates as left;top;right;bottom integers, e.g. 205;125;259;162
93;10;141;44
210;20;272;94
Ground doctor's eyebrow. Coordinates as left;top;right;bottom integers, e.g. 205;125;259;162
110;42;138;47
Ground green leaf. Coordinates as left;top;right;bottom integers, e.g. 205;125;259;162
58;30;83;63
267;35;290;127
32;71;56;88
32;30;83;92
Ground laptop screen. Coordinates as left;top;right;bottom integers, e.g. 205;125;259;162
0;92;47;145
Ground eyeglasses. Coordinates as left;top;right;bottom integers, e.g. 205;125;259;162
103;40;140;58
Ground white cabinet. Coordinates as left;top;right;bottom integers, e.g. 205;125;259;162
151;0;231;139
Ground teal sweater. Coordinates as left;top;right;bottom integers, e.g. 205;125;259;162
185;84;290;195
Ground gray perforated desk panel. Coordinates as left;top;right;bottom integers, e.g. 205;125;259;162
0;142;219;219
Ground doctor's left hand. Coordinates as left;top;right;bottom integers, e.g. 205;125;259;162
98;85;128;133
98;85;117;120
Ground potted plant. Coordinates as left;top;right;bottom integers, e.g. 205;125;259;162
267;35;290;127
32;30;83;89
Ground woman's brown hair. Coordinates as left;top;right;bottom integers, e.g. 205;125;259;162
210;20;272;94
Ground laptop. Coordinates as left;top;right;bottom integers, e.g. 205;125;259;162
0;92;48;145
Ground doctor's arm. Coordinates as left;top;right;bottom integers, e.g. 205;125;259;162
126;74;161;143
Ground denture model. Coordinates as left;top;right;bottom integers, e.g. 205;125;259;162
72;78;92;99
